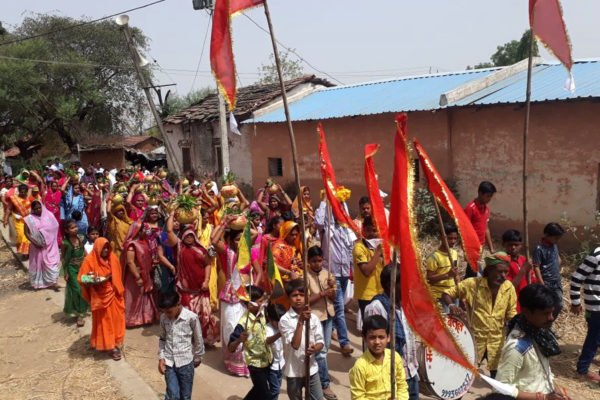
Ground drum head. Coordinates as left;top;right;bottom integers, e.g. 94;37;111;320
418;314;477;399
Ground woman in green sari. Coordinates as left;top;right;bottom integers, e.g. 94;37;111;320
62;219;89;326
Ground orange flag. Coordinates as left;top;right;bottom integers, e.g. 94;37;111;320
413;139;481;273
364;144;390;263
318;124;361;236
210;0;265;110
529;0;574;91
388;113;477;372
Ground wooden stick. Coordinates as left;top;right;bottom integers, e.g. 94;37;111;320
326;199;333;282
522;29;535;277
389;251;398;399
262;1;310;396
432;197;458;284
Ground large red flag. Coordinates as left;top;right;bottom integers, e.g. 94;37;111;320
210;0;265;110
318;124;361;236
388;113;477;372
529;0;574;90
413;139;481;273
364;144;390;264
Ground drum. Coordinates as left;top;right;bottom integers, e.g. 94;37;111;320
417;314;477;399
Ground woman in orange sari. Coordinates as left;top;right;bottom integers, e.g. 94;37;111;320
291;185;314;222
3;184;32;257
78;238;126;360
271;221;303;280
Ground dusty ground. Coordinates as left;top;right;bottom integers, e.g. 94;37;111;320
0;239;128;400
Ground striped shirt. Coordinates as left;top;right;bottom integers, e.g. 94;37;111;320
158;307;205;367
570;247;600;311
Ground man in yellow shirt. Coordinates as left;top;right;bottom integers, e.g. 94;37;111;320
353;217;384;319
426;222;459;305
442;251;517;378
349;314;409;400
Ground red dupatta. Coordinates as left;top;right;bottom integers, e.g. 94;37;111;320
120;222;153;293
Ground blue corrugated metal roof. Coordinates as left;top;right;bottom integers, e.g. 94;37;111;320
252;60;599;123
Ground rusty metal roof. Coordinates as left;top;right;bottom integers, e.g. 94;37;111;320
162;75;333;125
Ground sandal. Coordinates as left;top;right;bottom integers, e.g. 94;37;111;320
581;371;600;384
76;317;85;327
111;348;122;361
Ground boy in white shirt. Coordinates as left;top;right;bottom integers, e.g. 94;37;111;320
266;303;286;400
279;279;325;400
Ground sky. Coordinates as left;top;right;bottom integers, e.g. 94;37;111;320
2;0;600;97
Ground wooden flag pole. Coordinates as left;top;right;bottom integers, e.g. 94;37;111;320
432;197;458;284
522;29;535;282
262;1;310;396
389;251;398;399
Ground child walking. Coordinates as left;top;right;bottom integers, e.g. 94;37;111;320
532;222;565;318
61;219;89;327
279;279;325;400
266;303;286;400
349;315;409;400
228;285;272;400
84;225;100;254
158;292;205;400
306;246;337;400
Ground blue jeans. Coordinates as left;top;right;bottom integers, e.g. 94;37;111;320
333;276;350;347
165;362;194;400
406;375;419;400
287;373;324;400
577;311;600;374
268;369;283;400
316;317;333;389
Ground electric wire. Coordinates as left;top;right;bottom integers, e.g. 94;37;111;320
190;9;213;92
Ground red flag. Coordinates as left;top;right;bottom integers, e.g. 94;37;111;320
529;0;574;89
388;113;477;372
210;0;236;109
230;0;264;15
318;124;361;236
364;144;390;264
413;139;481;273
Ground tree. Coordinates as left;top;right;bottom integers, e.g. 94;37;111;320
0;15;151;157
257;49;304;84
160;87;214;117
467;30;540;70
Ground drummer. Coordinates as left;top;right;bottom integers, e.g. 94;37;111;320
441;251;517;378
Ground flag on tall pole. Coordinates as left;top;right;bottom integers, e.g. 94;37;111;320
529;0;574;91
413;139;481;272
364;143;391;264
318;123;361;236
388;113;477;373
210;0;266;110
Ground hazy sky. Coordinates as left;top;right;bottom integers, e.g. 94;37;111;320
3;0;600;96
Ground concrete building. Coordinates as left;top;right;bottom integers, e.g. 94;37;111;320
245;60;600;244
162;75;332;187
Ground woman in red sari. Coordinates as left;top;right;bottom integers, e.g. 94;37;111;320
165;215;219;345
121;222;159;328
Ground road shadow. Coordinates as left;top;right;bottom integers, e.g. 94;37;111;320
18;281;36;291
67;334;108;361
50;311;82;327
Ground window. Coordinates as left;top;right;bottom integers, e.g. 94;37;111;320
182;147;191;173
413;158;420;182
268;157;283;177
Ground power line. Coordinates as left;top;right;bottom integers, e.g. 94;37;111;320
0;0;167;47
239;12;345;85
190;9;212;92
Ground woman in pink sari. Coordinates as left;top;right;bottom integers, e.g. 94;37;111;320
126;184;146;222
44;181;62;244
24;201;61;290
165;215;219;345
121;222;159;327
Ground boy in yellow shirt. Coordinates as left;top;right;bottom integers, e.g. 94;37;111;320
349;314;408;400
426;222;459;310
353;217;384;319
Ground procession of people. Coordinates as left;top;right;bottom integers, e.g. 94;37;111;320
0;160;589;400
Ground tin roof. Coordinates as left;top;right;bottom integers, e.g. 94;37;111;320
252;60;599;123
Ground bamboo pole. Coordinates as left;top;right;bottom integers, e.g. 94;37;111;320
522;29;534;265
262;1;310;396
432;197;458;284
389;251;397;399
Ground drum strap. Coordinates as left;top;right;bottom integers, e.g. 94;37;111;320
468;277;483;327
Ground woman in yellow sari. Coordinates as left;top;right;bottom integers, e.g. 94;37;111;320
106;202;132;259
197;208;222;309
291;185;314;221
3;184;32;257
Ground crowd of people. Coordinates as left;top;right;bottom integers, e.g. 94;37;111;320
0;161;595;400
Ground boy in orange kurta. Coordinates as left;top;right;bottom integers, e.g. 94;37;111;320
78;237;126;360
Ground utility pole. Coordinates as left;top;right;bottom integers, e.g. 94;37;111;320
116;15;182;174
218;91;230;175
